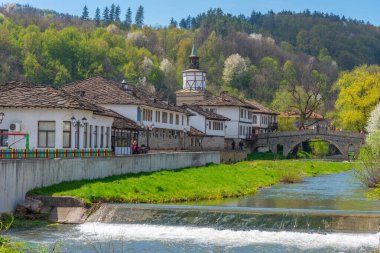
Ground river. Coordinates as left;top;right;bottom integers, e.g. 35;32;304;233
8;170;380;252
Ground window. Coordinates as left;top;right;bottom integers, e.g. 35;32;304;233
169;113;173;124
244;110;247;118
209;121;211;130
248;111;252;120
182;115;184;125
162;112;168;123
0;129;8;147
89;125;93;148
187;116;189;126
155;111;161;123
175;114;179;125
83;123;88;148
63;121;71;148
100;126;104;148
210;108;217;113
106;127;110;148
143;108;153;121
253;115;257;124
212;121;223;130
240;109;244;118
38;121;55;148
94;126;98;148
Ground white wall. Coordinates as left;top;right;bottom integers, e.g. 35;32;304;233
102;104;190;132
0;152;220;213
0;108;113;149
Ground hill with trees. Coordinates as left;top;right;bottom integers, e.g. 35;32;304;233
0;3;379;116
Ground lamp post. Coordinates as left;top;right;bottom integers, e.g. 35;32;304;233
145;124;154;150
0;112;4;124
183;128;188;150
71;116;87;149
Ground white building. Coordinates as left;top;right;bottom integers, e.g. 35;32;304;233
184;105;230;150
175;45;278;144
0;82;120;152
62;76;193;150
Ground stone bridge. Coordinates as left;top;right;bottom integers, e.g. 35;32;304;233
250;130;365;158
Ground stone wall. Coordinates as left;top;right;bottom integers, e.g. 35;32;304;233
186;136;225;151
0;152;220;213
138;129;184;150
219;150;247;164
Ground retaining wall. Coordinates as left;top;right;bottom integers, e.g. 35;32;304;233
219;150;247;164
0;152;220;213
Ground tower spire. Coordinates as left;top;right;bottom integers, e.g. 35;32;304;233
189;43;199;69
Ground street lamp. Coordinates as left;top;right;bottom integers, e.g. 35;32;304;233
71;116;87;149
0;112;4;124
145;124;154;150
183;128;188;149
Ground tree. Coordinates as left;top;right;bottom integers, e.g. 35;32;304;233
94;7;101;27
81;5;89;20
272;61;327;129
222;54;251;94
333;65;380;132
169;18;177;28
135;5;144;28
103;7;110;23
109;4;116;21
367;103;380;134
179;18;188;29
124;7;132;28
115;5;121;22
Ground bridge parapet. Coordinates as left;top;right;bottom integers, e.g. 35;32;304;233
250;129;365;158
257;130;365;140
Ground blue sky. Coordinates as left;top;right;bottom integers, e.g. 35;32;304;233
7;0;380;26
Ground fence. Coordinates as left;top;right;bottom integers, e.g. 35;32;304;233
0;148;112;159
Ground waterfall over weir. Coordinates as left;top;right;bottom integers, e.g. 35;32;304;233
88;204;380;233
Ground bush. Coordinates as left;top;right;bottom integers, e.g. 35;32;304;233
309;139;329;157
356;132;380;187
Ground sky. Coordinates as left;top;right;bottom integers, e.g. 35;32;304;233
5;0;380;26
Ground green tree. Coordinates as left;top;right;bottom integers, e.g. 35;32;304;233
81;5;89;20
124;7;132;29
135;5;144;28
115;5;121;22
94;7;101;27
333;65;380;131
109;4;116;21
169;18;177;28
103;7;110;23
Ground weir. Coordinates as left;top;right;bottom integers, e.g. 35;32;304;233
88;204;380;233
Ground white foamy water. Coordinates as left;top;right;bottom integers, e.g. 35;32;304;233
77;223;380;250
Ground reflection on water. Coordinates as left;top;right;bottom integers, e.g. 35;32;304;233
183;170;380;211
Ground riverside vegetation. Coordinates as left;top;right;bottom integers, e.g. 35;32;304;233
29;155;352;204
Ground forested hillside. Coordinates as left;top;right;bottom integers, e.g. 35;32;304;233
0;3;379;113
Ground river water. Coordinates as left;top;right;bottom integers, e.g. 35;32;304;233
8;171;380;252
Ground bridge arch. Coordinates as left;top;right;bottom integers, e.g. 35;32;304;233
284;136;345;158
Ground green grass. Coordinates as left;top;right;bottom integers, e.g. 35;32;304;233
29;160;353;204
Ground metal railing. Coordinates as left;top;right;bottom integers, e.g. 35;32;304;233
0;148;113;159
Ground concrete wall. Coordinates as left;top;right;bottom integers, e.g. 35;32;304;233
0;151;220;213
219;150;247;164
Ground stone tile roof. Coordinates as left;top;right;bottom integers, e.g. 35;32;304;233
246;100;277;115
0;81;140;129
184;105;230;121
110;110;140;130
0;81;108;114
188;126;205;137
192;91;256;109
62;76;144;106
63;76;192;115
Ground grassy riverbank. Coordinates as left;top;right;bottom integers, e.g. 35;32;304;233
29;159;352;204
